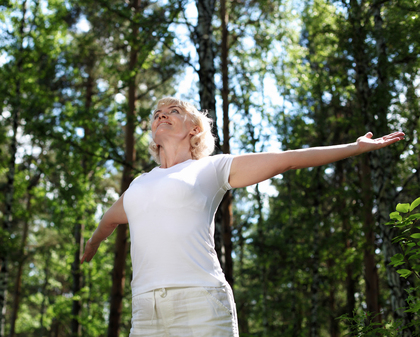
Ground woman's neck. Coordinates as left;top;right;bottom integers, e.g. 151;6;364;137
158;143;193;168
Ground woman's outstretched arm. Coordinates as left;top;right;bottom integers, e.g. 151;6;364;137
81;193;128;264
229;132;404;189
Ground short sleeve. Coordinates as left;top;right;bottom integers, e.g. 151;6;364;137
208;154;234;191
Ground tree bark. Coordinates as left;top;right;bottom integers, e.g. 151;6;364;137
310;175;321;337
371;2;414;334
255;184;269;336
71;223;84;337
194;0;225;269
195;0;219;146
360;155;381;323
107;1;140;335
39;252;50;337
71;59;94;337
220;0;233;289
0;2;27;335
9;172;40;337
349;0;382;323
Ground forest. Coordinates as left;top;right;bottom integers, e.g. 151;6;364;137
1;0;420;336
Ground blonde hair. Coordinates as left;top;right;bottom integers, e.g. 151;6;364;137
149;97;215;164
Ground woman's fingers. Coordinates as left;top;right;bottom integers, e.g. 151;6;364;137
80;240;99;264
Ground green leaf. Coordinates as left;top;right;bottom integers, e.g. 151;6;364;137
397;269;413;278
410;197;420;211
392;236;406;244
410;233;420;239
405;301;420;313
391;253;404;263
408;243;416;248
408;253;420;261
396;203;410;213
408;213;420;221
390;212;402;221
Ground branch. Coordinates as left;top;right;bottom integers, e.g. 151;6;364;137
47;131;138;172
161;40;198;72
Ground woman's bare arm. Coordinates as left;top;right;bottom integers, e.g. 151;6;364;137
81;193;128;264
229;132;404;189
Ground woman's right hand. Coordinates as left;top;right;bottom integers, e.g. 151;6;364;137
81;238;101;264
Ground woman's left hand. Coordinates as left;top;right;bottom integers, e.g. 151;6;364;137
81;238;101;264
356;131;405;154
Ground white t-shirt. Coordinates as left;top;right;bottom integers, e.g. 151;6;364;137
123;154;234;297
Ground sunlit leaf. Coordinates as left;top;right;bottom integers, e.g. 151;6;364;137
410;197;420;211
396;203;410;213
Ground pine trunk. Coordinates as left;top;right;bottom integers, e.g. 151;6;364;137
0;1;27;333
9;173;40;337
371;3;414;333
107;1;140;335
39;253;50;337
360;155;381;323
71;223;84;337
350;0;382;322
310;177;321;337
71;63;94;337
255;184;268;335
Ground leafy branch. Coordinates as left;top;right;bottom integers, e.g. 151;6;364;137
387;197;420;280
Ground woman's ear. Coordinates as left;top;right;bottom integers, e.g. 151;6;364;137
190;126;200;136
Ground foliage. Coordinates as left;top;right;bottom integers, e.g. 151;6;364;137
388;197;420;281
1;0;419;335
338;310;401;337
338;197;420;335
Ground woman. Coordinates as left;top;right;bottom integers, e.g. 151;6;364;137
81;97;404;337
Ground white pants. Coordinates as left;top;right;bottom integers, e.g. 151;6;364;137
129;285;239;337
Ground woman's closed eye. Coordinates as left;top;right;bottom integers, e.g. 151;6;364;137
154;109;180;119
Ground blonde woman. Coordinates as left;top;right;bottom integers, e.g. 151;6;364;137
82;97;404;337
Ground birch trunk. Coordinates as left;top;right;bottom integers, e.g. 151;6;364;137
194;0;225;267
195;0;218;144
220;0;233;288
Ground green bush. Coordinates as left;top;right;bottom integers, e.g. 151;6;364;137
338;197;420;335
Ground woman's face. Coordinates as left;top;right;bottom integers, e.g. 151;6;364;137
151;104;198;145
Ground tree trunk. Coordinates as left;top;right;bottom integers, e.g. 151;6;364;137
107;1;140;335
71;63;94;337
310;175;321;337
219;0;233;289
371;3;414;334
194;0;225;269
236;221;249;334
195;0;218;146
360;155;381;323
39;252;50;337
9;172;40;337
71;223;84;337
9;199;29;337
349;0;382;323
0;2;27;335
255;184;268;336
